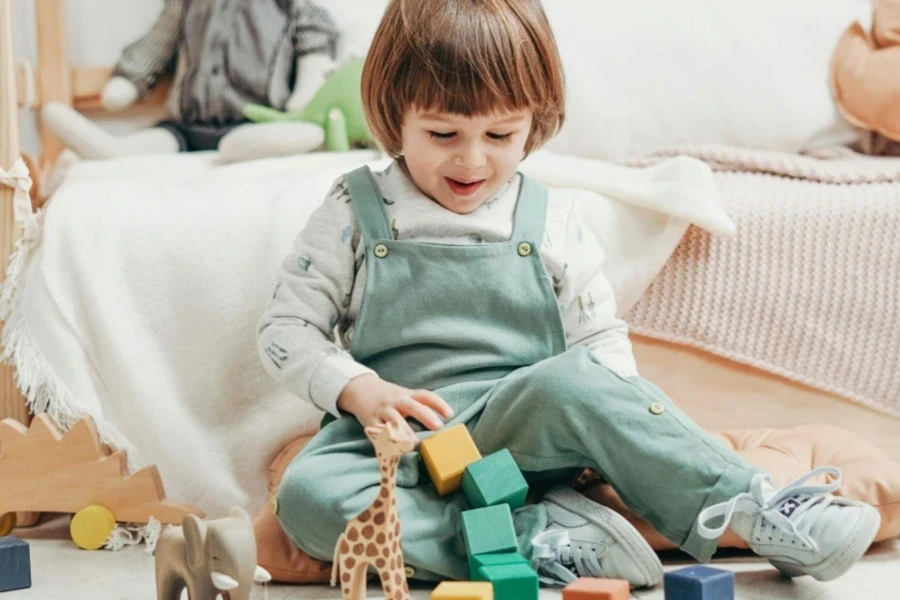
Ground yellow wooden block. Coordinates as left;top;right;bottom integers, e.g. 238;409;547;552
70;504;116;550
420;423;482;496
432;581;494;600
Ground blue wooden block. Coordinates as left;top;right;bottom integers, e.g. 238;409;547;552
664;566;734;600
0;537;32;593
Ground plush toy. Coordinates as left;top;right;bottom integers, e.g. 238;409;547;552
831;0;900;154
41;0;340;161
240;58;370;152
217;57;371;162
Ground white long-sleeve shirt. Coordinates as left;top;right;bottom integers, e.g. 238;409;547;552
257;162;638;418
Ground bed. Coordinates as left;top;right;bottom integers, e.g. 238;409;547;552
1;0;899;527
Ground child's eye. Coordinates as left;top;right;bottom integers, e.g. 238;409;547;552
487;132;513;142
429;131;456;141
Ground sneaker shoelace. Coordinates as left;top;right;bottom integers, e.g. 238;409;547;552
696;466;842;550
530;529;605;586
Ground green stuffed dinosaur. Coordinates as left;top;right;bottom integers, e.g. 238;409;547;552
242;58;370;152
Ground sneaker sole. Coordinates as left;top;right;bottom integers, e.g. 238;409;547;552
545;487;664;588
770;504;881;582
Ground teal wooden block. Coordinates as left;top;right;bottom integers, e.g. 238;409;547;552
461;505;517;557
462;449;529;510
0;537;31;593
468;551;530;577
473;562;539;600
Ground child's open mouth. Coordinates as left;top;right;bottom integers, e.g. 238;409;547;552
445;177;485;197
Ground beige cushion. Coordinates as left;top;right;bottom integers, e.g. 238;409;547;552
255;425;900;581
831;0;900;141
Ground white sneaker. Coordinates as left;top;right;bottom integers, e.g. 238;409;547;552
697;466;881;582
530;486;664;588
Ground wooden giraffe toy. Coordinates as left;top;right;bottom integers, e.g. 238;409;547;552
332;421;419;600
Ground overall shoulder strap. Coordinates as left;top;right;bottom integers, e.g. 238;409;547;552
511;174;549;243
344;166;393;243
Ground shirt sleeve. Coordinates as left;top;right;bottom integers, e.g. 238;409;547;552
257;177;375;417
291;0;340;58
111;0;184;98
557;196;639;378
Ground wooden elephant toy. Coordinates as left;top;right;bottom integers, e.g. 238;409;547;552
155;506;271;600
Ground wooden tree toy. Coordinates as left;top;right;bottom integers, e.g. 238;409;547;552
420;423;482;496
332;422;419;600
562;577;630;600
0;414;203;549
664;566;735;600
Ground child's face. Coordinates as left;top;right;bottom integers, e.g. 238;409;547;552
400;109;533;214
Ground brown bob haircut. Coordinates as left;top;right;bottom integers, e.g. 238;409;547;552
361;0;566;158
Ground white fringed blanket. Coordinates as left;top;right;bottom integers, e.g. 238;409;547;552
0;149;727;516
624;145;900;417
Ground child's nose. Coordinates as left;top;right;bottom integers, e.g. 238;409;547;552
454;141;486;170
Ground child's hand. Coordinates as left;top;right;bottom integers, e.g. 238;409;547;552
337;375;454;434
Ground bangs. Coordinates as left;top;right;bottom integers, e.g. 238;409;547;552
362;0;566;156
397;1;553;117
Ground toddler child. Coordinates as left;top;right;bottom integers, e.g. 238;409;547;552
258;0;881;589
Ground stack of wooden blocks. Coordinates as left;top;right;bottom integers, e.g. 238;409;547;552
419;423;737;600
422;424;536;600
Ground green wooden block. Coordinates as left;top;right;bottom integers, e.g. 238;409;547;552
473;563;539;600
462;449;529;510
461;505;517;557
468;551;530;577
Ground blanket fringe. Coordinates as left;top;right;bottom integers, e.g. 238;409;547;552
0;200;143;471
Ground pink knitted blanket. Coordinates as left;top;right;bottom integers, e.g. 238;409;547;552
622;145;900;417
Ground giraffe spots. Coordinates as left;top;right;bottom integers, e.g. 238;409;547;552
345;557;356;569
376;532;386;544
373;499;383;509
362;525;375;539
353;543;364;554
394;521;400;536
393;539;399;553
347;528;359;542
359;509;372;522
366;543;379;557
381;477;388;485
383;546;390;558
342;572;350;583
381;487;389;498
395;572;402;585
374;512;385;525
389;557;395;570
376;558;386;568
340;539;350;553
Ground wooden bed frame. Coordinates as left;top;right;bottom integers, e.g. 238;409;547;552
2;0;899;464
0;0;168;426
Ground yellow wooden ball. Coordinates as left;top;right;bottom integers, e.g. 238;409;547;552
70;505;116;550
0;512;16;537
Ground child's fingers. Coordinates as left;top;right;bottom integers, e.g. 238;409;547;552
410;389;454;419
383;408;413;436
397;397;444;431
